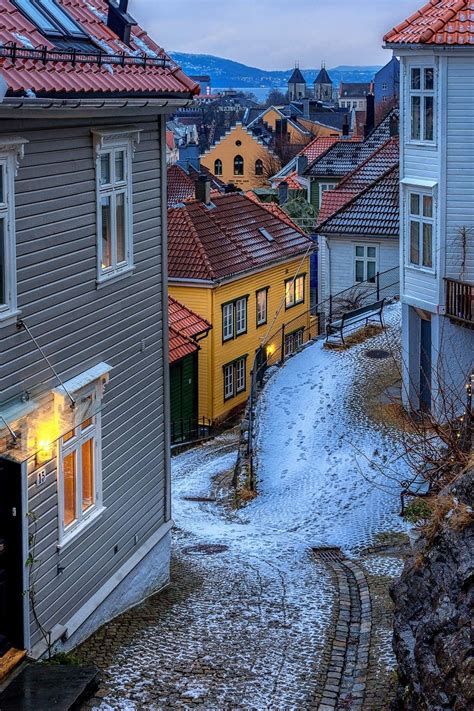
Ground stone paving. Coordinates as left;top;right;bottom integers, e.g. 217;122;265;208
77;305;410;710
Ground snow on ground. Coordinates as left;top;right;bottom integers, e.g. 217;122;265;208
84;303;409;709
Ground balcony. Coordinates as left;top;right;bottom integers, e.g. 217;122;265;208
445;278;474;326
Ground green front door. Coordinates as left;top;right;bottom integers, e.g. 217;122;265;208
170;353;198;443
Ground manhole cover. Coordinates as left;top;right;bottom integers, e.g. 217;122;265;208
182;496;216;503
183;544;229;555
312;547;344;562
364;349;391;360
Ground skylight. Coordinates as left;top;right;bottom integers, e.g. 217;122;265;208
15;0;89;38
259;227;274;242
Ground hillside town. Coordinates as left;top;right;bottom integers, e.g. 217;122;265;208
0;0;472;709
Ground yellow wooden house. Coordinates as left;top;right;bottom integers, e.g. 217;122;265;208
200;123;279;191
168;186;313;424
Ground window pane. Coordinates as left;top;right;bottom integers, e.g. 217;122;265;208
224;365;234;399
424;67;434;91
223;303;233;340
295;276;304;303
116;193;126;264
0;218;5;306
411;68;421;90
81;418;93;431
115;151;125;182
82;439;94;512
410;221;420;264
367;247;376;259
101;196;112;269
63;451;77;527
17;0;58;32
100;154;111;185
38;0;86;35
257;290;267;324
236;298;247;334
367;260;376;283
411;96;421;140
355;259;364;282
285;281;294;307
234;155;244;176
422;223;433;268
236;359;246;392
423;195;433;218
424;96;434;141
410;193;420;215
355;246;364;257
63;430;74;443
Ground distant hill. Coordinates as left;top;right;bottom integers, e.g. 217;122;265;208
171;52;382;89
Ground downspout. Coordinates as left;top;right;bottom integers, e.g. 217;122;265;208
159;114;172;523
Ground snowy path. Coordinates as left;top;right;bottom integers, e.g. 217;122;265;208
81;303;408;710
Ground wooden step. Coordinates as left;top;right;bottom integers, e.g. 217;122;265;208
0;649;27;683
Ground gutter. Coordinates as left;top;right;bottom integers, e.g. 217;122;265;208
0;96;194;110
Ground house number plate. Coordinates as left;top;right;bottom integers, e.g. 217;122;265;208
36;468;47;486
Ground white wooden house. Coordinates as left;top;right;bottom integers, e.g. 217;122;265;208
385;0;474;415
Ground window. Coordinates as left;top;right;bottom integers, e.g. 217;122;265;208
14;0;89;38
214;158;223;176
256;288;268;326
284;328;304;357
382;82;388;91
58;386;103;543
223;356;247;400
408;192;434;269
234;154;244;176
222;297;248;341
355;245;377;283
285;274;305;309
410;67;435;142
319;183;335;208
255;159;264;176
95;133;135;282
0;141;25;326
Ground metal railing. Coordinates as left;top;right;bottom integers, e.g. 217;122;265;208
246;266;400;484
0;42;170;69
171;417;213;446
445;278;474;325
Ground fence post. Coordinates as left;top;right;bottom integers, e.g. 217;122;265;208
376;271;380;301
281;323;286;363
329;295;333;323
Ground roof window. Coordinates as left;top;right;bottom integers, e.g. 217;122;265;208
14;0;89;39
259;227;274;242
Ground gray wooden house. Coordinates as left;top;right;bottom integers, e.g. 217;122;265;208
0;0;197;660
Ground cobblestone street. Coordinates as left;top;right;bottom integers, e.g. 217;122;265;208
78;304;409;710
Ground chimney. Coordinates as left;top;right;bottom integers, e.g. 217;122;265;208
225;183;238;193
302;98;310;119
278;181;289;205
342;114;350;137
107;0;137;45
364;94;375;139
296;155;308;176
389;113;399;138
195;175;211;205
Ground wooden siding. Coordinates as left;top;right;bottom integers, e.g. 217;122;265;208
326;237;399;296
0;114;168;649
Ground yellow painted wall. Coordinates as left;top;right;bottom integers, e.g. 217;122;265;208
298;117;342;137
201;124;279;190
261;108;309;145
169;255;311;424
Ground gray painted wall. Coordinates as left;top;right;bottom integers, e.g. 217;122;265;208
0;112;169;650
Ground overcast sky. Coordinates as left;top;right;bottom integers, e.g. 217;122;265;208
129;0;418;69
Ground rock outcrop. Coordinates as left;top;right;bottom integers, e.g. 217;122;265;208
391;467;474;710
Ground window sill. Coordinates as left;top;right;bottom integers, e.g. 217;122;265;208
0;309;22;329
285;301;305;311
406;264;436;276
96;267;135;289
57;505;106;552
405;140;437;150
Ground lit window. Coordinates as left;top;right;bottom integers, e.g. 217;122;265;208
255;159;264;176
14;0;89;38
223;356;247;401
319;183;335;208
234;155;244;176
58;385;103;542
222;297;248;341
95;136;133;282
355;245;377;283
256;288;268;326
408;192;434;269
214;158;223;176
410;67;435;143
285;274;305;309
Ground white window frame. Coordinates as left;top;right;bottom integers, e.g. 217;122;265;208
92;127;141;284
0;138;28;327
319;183;335;208
223;357;247;401
354;244;378;284
235;297;247;335
222;297;248;341
57;380;104;546
406;190;435;272
222;302;234;342
284;328;304;357
256;288;268;326
285;274;305;309
408;65;436;145
235;358;246;394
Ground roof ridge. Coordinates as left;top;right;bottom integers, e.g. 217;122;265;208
337;136;399;189
317;163;399;232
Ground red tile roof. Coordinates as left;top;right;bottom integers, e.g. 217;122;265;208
300;135;342;163
168;296;211;364
273;171;305;191
168;192;312;282
384;0;473;45
0;0;198;97
168;164;196;206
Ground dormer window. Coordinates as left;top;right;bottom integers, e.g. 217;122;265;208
14;0;89;40
409;67;435;143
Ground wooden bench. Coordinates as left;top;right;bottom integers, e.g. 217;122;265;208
326;298;385;345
